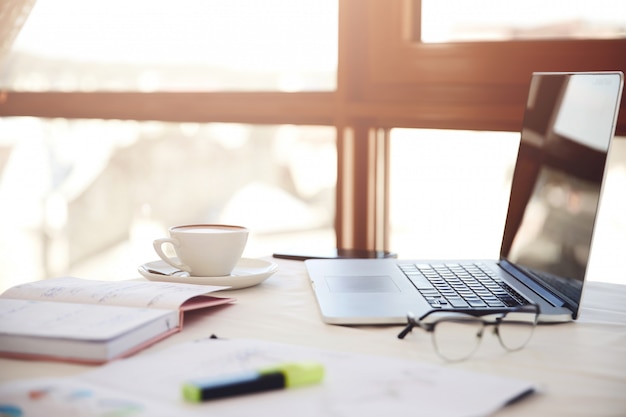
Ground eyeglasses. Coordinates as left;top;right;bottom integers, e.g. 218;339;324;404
397;304;540;362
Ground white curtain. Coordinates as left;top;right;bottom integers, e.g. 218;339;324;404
0;0;36;65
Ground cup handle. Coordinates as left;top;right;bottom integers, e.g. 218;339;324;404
153;237;191;272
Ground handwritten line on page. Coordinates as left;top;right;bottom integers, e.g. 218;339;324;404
0;338;535;417
1;277;227;310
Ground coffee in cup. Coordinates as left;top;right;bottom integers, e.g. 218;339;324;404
153;224;248;277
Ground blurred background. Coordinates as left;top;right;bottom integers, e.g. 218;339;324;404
1;0;625;291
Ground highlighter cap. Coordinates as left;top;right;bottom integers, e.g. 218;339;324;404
182;383;202;402
259;362;324;388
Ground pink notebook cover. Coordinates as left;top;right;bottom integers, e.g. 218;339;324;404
0;295;234;365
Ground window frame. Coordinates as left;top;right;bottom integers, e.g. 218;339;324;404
335;0;626;251
1;0;625;252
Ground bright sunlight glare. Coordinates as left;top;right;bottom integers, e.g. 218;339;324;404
12;0;338;72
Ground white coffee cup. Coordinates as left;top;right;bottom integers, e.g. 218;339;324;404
153;224;248;276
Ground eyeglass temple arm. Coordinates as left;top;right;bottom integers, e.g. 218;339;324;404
397;323;414;339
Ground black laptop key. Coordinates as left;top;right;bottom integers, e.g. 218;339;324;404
499;295;520;307
498;282;529;305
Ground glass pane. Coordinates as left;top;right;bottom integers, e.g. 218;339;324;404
1;0;338;91
0;118;336;291
421;0;626;43
390;128;525;259
389;128;626;285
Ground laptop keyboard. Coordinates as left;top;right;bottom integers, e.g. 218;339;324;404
399;263;529;309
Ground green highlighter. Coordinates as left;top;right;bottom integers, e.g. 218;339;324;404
182;361;325;402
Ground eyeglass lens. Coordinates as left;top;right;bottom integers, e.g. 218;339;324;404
431;318;484;362
495;309;537;351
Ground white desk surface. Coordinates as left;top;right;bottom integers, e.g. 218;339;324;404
2;257;625;416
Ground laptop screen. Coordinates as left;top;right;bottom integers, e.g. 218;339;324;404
501;72;623;310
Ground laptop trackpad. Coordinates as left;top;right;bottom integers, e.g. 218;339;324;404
325;275;400;293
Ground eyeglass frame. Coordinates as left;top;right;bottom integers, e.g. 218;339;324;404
397;304;540;362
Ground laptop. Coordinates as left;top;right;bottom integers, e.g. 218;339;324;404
306;71;624;325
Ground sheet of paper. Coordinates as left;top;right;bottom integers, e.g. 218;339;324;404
0;338;536;417
0;277;226;310
0;378;187;417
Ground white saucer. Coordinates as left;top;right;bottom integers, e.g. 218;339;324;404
138;258;278;290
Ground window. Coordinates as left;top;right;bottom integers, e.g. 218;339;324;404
1;0;625;290
2;0;338;92
389;129;519;259
0;118;335;289
334;0;626;286
420;0;626;43
0;0;339;291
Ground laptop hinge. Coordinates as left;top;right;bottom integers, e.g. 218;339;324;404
499;260;566;308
